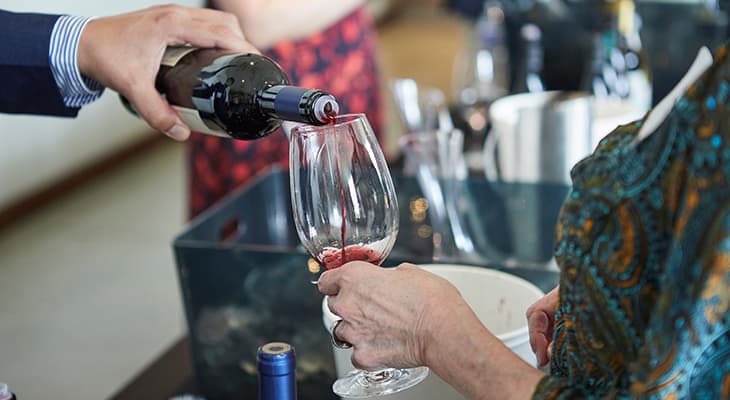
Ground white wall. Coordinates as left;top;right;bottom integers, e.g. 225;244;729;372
0;0;202;210
1;0;203;21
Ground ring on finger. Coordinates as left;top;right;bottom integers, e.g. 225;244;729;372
329;319;353;349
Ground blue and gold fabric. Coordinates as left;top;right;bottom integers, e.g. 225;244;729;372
535;44;730;399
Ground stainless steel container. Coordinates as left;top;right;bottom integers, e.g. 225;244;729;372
484;91;594;185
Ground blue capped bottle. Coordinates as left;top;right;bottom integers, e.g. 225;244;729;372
257;342;297;400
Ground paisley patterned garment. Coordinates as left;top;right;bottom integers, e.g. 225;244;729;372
188;8;383;217
534;44;730;399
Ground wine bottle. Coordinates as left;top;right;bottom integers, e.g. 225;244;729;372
581;0;651;112
257;342;297;400
615;0;652;111
452;0;510;108
582;31;618;100
512;23;545;94
451;0;510;171
124;47;339;140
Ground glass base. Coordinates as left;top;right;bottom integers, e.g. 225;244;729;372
332;367;429;398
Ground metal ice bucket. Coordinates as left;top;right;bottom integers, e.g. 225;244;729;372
483;91;594;185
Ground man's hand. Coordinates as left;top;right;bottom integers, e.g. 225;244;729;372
77;4;258;140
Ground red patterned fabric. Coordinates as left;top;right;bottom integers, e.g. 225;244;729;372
188;8;383;217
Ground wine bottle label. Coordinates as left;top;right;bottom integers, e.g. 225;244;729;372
161;46;197;67
172;105;229;138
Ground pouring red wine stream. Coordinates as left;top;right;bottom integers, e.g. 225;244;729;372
314;108;382;271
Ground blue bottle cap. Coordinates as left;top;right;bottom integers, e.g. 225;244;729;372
257;342;296;377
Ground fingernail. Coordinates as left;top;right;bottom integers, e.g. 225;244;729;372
166;124;189;141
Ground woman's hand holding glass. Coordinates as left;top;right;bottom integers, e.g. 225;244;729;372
318;261;463;370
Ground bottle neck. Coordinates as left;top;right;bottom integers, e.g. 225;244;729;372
257;85;339;125
520;24;544;91
599;0;635;42
476;2;506;50
615;0;636;37
525;41;543;74
257;342;297;400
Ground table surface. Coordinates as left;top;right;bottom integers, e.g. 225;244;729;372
109;334;341;400
110;336;197;400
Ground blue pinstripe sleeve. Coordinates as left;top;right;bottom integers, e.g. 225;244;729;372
49;15;104;108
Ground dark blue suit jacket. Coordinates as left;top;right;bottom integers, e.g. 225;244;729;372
0;10;79;117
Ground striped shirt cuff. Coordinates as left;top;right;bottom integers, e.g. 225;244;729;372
49;15;105;109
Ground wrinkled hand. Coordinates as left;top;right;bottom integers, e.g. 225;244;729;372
77;5;258;140
318;262;462;371
526;285;559;367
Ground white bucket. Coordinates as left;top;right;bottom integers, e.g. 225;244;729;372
321;264;545;399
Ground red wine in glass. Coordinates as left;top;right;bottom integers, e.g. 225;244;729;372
329;109;351;270
317;245;384;271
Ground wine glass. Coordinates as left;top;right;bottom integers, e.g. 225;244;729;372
289;114;429;398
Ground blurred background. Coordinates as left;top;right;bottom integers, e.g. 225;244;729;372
0;0;727;398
